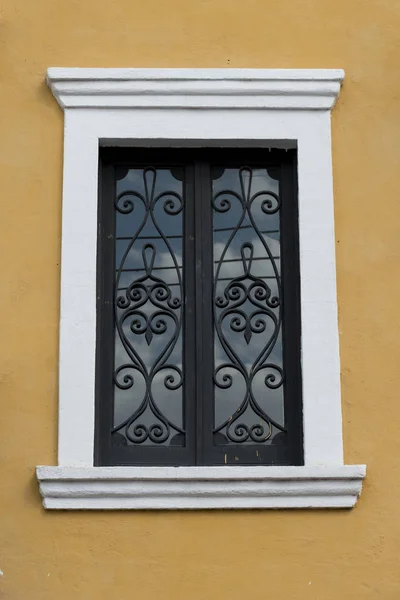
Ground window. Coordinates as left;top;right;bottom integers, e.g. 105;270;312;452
96;149;302;466
37;68;365;509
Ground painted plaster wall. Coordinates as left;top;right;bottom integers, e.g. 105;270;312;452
0;0;399;597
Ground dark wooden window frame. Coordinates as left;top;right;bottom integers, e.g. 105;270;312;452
95;148;303;467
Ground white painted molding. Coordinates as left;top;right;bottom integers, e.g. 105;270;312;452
46;68;344;110
37;465;366;510
37;67;366;510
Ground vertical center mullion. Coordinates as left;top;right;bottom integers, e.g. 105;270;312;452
194;160;214;465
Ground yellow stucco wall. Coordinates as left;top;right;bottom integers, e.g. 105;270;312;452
1;0;400;597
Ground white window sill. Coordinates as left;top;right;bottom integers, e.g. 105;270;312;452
36;465;366;510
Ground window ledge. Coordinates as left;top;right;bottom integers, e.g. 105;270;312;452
36;465;366;510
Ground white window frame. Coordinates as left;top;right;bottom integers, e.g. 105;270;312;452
36;68;365;510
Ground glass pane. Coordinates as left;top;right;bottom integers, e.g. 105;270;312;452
212;166;285;446
112;167;185;447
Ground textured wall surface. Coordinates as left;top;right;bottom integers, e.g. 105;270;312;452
0;0;400;597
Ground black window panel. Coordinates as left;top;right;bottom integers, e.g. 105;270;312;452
95;148;303;466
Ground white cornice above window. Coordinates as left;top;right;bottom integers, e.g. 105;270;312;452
37;67;366;510
46;68;344;110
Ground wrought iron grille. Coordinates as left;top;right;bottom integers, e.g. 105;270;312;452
96;149;303;466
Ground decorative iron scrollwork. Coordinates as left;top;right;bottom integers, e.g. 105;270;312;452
113;168;184;446
213;167;285;444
